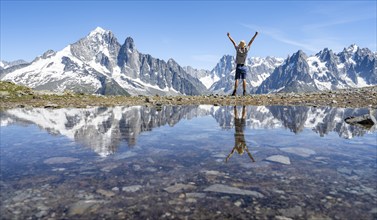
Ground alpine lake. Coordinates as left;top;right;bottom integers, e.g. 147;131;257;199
1;105;376;220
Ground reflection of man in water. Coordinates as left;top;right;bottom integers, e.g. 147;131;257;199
226;106;255;163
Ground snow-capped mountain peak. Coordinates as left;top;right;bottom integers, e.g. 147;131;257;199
0;60;28;70
345;44;359;54
257;44;376;93
89;26;109;36
1;27;207;96
0;61;5;68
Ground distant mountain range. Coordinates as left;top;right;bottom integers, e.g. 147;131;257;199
0;27;206;96
1;27;376;95
256;46;377;94
0;60;28;70
1;105;374;156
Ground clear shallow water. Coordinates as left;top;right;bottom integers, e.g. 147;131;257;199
0;105;376;219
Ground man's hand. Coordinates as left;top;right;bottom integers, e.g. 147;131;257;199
227;32;230;37
255;32;258;35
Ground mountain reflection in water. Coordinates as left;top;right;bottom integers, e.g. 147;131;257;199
1;105;375;156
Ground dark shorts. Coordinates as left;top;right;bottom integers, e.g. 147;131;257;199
235;64;247;80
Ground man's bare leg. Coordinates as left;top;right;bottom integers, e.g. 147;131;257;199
243;79;247;95
232;79;239;96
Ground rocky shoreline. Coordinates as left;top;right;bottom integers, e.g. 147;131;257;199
1;82;376;109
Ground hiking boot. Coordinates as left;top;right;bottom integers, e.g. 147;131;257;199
231;90;236;96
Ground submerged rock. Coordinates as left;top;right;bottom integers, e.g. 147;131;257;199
114;151;137;160
68;200;103;216
122;185;142;192
100;164;118;172
265;155;291;165
275;216;293;220
43;157;79;164
96;189;115;197
202;170;222;176
203;184;264;198
278;206;304;218
337;167;353;175
185;193;206;198
164;183;196;193
280;147;316;157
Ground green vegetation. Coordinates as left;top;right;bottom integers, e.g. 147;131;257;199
0;81;34;99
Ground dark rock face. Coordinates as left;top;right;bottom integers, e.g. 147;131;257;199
167;59;207;95
95;77;130;96
62;57;80;72
71;28;121;68
257;50;318;94
350;47;377;85
114;36;206;95
209;55;235;93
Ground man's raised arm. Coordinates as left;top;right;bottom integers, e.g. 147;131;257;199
248;32;258;47
227;32;237;47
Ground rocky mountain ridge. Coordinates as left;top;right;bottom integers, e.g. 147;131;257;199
256;45;377;93
0;59;28;70
1;27;207;96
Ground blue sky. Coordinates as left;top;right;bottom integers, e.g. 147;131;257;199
1;0;376;70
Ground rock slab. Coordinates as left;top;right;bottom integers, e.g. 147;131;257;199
204;184;264;198
265;155;291;165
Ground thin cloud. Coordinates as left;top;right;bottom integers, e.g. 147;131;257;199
302;15;376;31
241;24;319;53
277;38;318;53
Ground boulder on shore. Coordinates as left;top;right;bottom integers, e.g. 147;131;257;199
345;113;376;129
